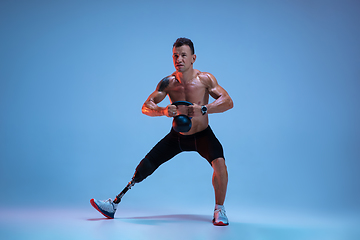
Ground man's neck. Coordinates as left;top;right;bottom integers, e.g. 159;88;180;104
175;68;194;83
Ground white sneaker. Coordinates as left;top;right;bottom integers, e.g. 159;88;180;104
213;207;229;226
90;198;117;219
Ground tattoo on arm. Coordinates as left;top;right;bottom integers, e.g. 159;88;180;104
158;77;170;92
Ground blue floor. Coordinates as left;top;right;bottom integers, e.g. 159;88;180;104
1;205;359;240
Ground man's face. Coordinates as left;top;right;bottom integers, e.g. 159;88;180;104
172;45;196;72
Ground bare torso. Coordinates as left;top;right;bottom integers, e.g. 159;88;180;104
166;70;210;135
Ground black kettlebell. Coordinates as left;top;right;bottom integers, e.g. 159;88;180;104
172;101;193;133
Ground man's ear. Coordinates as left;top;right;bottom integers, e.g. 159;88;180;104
192;54;197;64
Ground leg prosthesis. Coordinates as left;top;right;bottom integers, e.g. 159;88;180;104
113;158;157;204
132;157;158;183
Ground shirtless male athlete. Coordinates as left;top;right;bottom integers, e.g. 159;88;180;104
90;38;233;226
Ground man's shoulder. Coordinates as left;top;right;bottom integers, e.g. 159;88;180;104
196;71;216;85
157;74;177;91
196;70;214;79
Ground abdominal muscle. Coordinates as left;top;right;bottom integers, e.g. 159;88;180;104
180;115;209;135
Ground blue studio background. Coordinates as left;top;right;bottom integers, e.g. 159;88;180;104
1;0;359;218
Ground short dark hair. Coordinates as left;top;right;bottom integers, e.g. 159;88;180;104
173;37;195;55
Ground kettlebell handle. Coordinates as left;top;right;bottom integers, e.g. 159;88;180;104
171;101;193;106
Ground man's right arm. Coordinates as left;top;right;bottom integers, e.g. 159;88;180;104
141;90;167;116
141;77;176;117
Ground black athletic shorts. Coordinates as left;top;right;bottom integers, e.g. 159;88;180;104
145;126;224;167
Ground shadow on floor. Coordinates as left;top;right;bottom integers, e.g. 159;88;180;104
124;214;211;222
87;213;212;225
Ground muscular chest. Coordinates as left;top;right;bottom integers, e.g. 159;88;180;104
168;79;207;104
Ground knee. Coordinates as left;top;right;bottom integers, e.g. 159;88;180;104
211;158;227;173
132;158;158;183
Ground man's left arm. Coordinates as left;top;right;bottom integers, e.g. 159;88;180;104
204;73;233;114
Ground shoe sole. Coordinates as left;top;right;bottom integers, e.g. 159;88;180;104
213;219;229;226
90;199;114;219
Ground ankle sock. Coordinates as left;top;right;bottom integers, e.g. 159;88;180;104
215;204;225;210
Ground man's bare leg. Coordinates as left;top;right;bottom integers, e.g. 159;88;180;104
212;158;228;205
211;157;229;226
